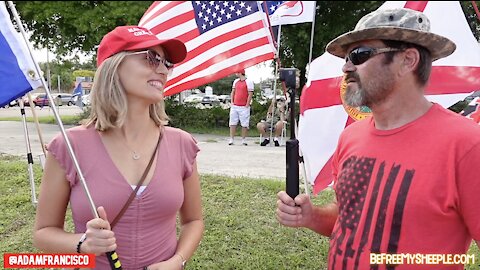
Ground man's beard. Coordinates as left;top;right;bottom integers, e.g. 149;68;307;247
344;71;394;107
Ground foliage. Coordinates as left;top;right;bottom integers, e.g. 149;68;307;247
279;1;382;93
0;113;85;126
196;75;237;96
461;1;480;41
13;1;479;96
279;1;480;94
72;70;95;79
38;59;95;93
164;97;277;134
13;1;153;57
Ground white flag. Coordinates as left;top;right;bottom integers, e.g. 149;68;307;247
298;1;480;194
269;1;315;26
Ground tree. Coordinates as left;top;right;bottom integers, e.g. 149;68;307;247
38;58;96;93
460;1;480;40
73;70;95;79
278;1;480;93
278;1;382;93
14;1;153;58
14;0;479;93
198;75;237;95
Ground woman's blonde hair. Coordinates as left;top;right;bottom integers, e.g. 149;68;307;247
83;52;169;131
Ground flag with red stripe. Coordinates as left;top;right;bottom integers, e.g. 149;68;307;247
139;1;276;96
298;1;480;194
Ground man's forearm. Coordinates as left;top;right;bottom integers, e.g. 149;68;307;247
246;92;253;106
306;203;338;237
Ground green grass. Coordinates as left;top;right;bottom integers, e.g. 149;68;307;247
175;126;262;137
0;155;479;270
0;119;264;137
0;115;82;126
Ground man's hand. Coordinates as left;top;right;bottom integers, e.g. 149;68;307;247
276;191;313;228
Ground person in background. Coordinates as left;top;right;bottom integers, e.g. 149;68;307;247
257;96;286;147
228;69;254;146
33;25;204;270
276;8;480;270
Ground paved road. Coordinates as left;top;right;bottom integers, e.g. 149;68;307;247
0;106;286;180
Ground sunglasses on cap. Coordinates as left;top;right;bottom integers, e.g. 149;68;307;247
127;49;174;70
345;47;403;65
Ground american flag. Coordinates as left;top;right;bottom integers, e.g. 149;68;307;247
139;1;276;96
265;1;284;15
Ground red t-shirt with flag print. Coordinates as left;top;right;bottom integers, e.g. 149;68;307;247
329;104;480;270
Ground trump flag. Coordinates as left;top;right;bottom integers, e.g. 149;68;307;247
298;1;480;194
266;1;316;26
0;1;42;107
139;1;276;96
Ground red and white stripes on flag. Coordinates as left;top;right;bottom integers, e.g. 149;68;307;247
139;1;276;96
299;1;480;195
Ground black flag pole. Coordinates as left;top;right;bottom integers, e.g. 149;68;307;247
279;68;300;199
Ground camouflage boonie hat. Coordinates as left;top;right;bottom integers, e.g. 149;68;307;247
326;8;456;61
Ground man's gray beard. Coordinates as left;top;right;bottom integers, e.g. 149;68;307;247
344;86;366;107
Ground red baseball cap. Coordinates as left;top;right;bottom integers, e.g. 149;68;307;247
96;25;187;67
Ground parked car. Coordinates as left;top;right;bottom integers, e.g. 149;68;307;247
201;95;220;105
55;93;73;106
21;93;41;106
218;95;231;103
2;98;19;108
81;94;91;106
184;94;203;104
33;94;49;107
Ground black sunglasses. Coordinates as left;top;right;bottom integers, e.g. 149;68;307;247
345;47;402;65
128;49;174;70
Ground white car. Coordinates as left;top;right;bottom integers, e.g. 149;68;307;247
183;95;203;104
81;94;91;106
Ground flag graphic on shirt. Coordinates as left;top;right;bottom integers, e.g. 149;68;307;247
298;1;480;194
139;1;276;96
0;2;42;107
329;156;414;270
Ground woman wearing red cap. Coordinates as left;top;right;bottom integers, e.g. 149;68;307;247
33;26;203;270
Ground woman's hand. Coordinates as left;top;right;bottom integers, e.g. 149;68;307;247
81;206;117;256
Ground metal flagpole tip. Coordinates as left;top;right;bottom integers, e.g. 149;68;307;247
27;70;37;80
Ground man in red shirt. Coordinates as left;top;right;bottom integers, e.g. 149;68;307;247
228;69;254;145
276;8;480;270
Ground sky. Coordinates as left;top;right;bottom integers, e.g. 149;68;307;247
31;48;275;84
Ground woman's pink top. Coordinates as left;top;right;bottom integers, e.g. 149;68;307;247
47;125;199;269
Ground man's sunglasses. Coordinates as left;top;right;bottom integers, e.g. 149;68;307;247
128;49;174;70
345;47;402;65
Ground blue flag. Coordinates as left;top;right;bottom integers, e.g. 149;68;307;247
72;82;83;107
0;2;42;107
